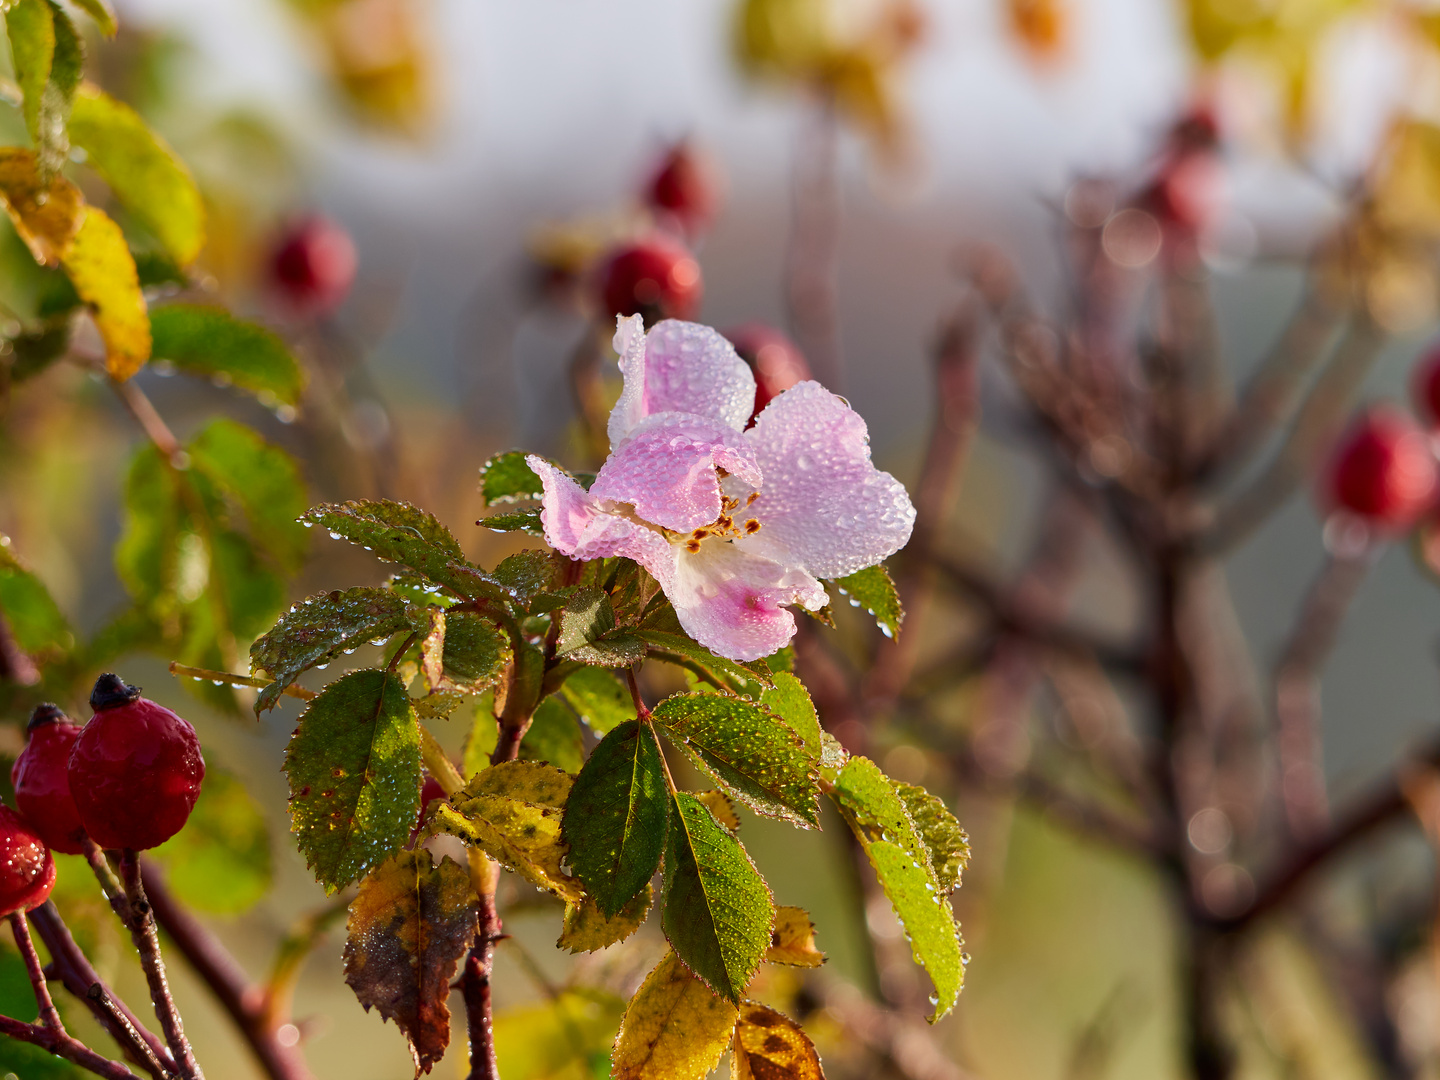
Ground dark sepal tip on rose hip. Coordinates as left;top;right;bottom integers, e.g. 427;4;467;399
0;805;55;917
68;673;206;852
12;702;87;855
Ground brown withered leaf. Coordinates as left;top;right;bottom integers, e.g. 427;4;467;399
0;147;83;265
612;950;737;1080
343;849;479;1075
733;1001;825;1080
765;906;825;968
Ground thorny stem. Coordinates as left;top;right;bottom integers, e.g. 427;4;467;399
11;912;61;1031
117;852;205;1080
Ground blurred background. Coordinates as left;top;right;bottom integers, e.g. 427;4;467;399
9;0;1440;1077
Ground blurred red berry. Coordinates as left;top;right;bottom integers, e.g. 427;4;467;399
270;216;358;316
11;704;85;855
409;775;448;845
725;323;813;421
598;237;702;324
0;806;54;916
1411;344;1440;427
1324;406;1438;530
644;142;719;237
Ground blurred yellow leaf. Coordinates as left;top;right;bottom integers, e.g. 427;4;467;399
493;989;625;1080
732;1001;825;1080
60;206;151;380
1372;121;1440;238
765;906;825;968
612;950;738;1080
0;146;82;266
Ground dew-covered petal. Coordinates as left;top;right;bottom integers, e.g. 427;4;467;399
736;382;916;579
670;541;826;662
527;456;677;587
590;413;762;533
608;316;756;449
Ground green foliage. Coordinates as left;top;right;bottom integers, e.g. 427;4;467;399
437;610;510;691
760;672;821;758
478;507;543;535
517;696;583;773
6;0;82;179
831;562;903;639
562;719;668;916
0;1035;87;1078
831;756;963;1020
661;791;774;1003
68;85;205;264
493;988;625;1080
479;450;544;505
0;535;70;658
151;768;271;914
556;586;645;666
188;419;308;572
634;624;772;697
491;549;568;612
894;780;969;894
250;587;417;713
150;304;303;404
284;669;422;893
558;665;633;735
343;849;478;1074
651;693;820;827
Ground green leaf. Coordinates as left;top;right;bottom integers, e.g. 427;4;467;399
479;450;543;506
894;781;969;894
150;304;302;404
558;665;633;735
558;886;652;953
461;691;497;777
557;586;645;666
6;1;81;180
477;507;543;535
831;563;902;639
760;672;820;759
0;536;70;657
831;756;963;1020
284;669;422;893
250;587;418;713
343;849;478;1074
68;84;205;264
0;1036;88;1079
8;323;69;381
150;769;271;914
188;418;308;572
60;205;150;380
491;549;567;611
651;693;819;827
438;610;509;691
518;696;583;773
561;719;668;917
662;792;773;1003
635;626;772;696
494;989;625;1080
304;500;502;603
68;0;116;35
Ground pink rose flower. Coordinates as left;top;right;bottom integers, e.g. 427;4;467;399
529;315;915;662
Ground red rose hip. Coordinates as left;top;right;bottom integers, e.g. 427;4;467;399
0;806;55;916
725;322;813;421
1324;406;1438;530
1411;344;1440;428
68;674;206;851
644;141;720;237
597;236;702;324
11;703;86;854
269;215;358;316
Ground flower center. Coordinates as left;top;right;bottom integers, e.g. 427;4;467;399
680;492;761;553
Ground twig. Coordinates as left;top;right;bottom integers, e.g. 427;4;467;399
11;912;61;1031
0;1011;137;1080
117;852;204;1080
109;375;182;464
785;95;844;391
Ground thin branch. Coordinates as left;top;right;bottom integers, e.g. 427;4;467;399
0;1011;137;1080
109;375;182;463
11;912;61;1031
785;95;843;391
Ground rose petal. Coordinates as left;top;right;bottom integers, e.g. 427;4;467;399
590;413;762;533
527;455;677;586
670;540;826;662
608;316;756;449
736;381;916;579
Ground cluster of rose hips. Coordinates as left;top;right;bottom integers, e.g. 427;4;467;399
1321;353;1440;533
0;675;204;919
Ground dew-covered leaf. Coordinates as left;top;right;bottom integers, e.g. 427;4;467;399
461;692;497;777
517;696;583;773
438;611;509;692
562;719;668;917
558;885;652;953
494;989;625;1080
60;205;150;379
651;693;819;827
68;85;205;264
150;769;270;915
0;536;71;658
491;549;567;611
558;665;632;735
831;756;962;1020
304;501;502;602
284;669;422;893
760;673;821;759
149;305;303;404
732;1001;825;1080
893;781;969;894
343;849;478;1075
251;587;419;714
635;626;771;696
662;792;773;1003
611;949;738;1080
765;906;824;967
465;760;572;808
556;586;646;667
479;450;543;506
830;563;902;639
0;147;82;265
478;507;543;535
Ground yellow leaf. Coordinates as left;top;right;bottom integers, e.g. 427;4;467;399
765;906;825;968
1373;121;1440;239
432;791;582;902
558;886;652;953
612;950;738;1080
0;147;83;265
466;759;573;807
60;205;151;380
732;1002;825;1080
693;789;739;832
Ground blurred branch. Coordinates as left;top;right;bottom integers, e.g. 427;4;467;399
786;96;843;390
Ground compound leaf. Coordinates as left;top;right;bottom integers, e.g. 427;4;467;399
635;625;771;697
662;792;773;1003
343;849;478;1075
830;563;902;639
611;950;737;1080
562;719;668;917
150;304;303;404
732;1001;824;1080
557;586;645;667
284;669;421;892
651;693;819;827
